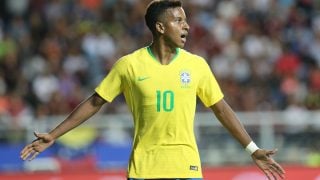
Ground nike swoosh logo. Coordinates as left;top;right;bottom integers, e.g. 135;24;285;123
137;76;150;81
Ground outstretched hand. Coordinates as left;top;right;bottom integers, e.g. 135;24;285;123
252;149;285;180
20;132;55;161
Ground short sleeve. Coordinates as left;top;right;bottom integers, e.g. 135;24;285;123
197;60;224;107
95;62;123;102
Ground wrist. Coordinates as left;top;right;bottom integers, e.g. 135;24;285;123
245;141;260;155
48;132;58;141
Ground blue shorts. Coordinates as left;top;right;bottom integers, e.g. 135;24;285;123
128;179;202;180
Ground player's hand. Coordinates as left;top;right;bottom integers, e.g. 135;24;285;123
20;132;55;161
251;149;285;180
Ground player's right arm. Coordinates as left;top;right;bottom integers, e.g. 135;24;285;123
20;92;107;161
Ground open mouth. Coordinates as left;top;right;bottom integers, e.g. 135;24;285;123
181;34;188;42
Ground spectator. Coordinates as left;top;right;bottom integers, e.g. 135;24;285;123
0;0;318;125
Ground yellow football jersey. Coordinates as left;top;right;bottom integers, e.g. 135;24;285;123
95;47;224;178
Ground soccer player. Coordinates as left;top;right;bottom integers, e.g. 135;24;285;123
20;0;285;179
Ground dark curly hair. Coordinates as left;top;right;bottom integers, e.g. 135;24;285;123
145;0;182;35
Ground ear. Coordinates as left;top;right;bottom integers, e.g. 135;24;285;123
155;22;165;34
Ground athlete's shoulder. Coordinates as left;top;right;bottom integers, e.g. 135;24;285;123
179;48;208;64
113;47;147;68
121;47;146;60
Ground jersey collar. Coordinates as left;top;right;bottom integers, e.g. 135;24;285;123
147;46;180;65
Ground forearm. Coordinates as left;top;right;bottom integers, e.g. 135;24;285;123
210;99;252;147
49;93;105;140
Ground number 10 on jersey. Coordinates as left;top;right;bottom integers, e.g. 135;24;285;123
156;90;174;112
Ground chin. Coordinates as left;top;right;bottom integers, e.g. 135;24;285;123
169;41;185;49
177;42;185;48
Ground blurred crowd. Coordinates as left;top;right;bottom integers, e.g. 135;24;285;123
0;0;320;130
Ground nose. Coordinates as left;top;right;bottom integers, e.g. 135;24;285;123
183;21;190;31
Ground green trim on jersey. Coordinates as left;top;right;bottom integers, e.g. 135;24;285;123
147;46;180;64
95;47;224;179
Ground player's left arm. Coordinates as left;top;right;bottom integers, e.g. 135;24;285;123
210;99;285;180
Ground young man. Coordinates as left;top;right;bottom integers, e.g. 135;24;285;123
21;1;285;180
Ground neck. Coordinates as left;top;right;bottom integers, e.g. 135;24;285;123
149;40;178;65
